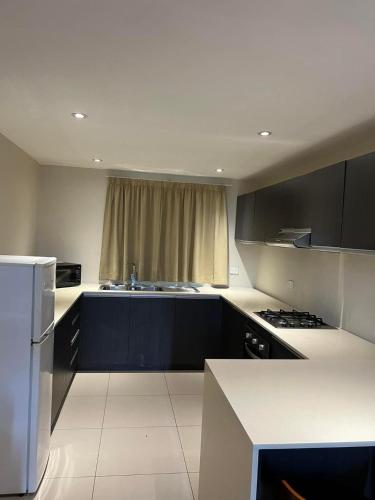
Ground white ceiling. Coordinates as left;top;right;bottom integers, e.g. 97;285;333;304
1;0;375;179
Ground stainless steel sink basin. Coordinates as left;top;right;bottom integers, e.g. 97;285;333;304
160;285;199;293
100;283;130;291
131;284;161;291
99;283;161;291
99;281;200;293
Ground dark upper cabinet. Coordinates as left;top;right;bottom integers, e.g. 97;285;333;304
235;193;256;241
287;163;346;247
79;296;131;370
342;152;375;250
244;162;345;247
129;296;175;370
171;296;222;370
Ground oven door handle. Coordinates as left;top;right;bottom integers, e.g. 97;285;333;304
244;342;261;359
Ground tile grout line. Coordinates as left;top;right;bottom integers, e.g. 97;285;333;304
164;372;196;500
91;372;111;500
48;471;195;479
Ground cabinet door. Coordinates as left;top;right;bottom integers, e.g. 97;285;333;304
51;299;81;429
129;296;175;370
253;186;282;242
289;162;345;247
222;299;247;358
253;163;345;246
172;297;222;370
342;153;375;250
69;304;80;374
79;296;131;370
257;183;297;242
51;319;66;427
235;193;255;241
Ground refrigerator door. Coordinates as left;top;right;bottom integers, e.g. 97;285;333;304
33;260;56;342
28;326;54;493
0;263;33;495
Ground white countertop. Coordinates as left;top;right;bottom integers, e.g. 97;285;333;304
55;284;375;449
54;283;375;360
206;358;375;448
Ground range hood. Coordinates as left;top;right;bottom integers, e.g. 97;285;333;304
266;228;312;248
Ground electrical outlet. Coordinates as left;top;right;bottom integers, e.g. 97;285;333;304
287;280;295;290
229;266;239;275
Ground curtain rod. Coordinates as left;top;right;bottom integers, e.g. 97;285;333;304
106;175;233;187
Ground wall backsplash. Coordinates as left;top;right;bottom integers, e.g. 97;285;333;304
341;253;375;343
239;244;375;343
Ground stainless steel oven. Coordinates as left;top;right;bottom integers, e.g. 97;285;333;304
56;262;81;288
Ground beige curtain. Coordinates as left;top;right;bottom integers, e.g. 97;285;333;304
99;178;228;285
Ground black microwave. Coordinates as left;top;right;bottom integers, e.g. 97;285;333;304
56;262;81;288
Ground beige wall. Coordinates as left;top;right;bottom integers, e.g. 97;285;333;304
242;244;375;343
36;166;106;283
0;132;40;254
36;165;252;286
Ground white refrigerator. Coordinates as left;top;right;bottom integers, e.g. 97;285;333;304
0;255;56;495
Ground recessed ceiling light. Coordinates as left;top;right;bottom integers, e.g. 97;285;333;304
216;168;224;173
258;130;272;137
93;158;102;163
71;112;87;119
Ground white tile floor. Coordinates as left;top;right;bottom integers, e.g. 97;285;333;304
24;372;204;500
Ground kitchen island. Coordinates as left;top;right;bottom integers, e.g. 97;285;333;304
199;359;375;500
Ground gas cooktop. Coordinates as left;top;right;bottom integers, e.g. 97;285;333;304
255;309;335;329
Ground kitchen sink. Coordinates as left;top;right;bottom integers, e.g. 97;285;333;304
99;283;161;291
99;282;200;293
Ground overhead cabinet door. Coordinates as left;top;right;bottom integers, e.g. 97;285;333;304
342;152;375;250
288;162;345;247
235;193;255;241
252;162;345;247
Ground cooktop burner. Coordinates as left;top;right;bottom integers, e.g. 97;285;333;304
255;309;335;329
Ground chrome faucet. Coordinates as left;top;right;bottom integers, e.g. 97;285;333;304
129;263;137;288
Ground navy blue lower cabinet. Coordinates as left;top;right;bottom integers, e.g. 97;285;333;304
170;296;222;370
51;318;68;428
256;447;375;500
79;295;131;370
78;295;224;372
129;296;175;370
52;298;80;430
222;299;248;358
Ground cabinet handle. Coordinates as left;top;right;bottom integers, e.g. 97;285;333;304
70;348;79;366
70;328;80;346
72;313;80;326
